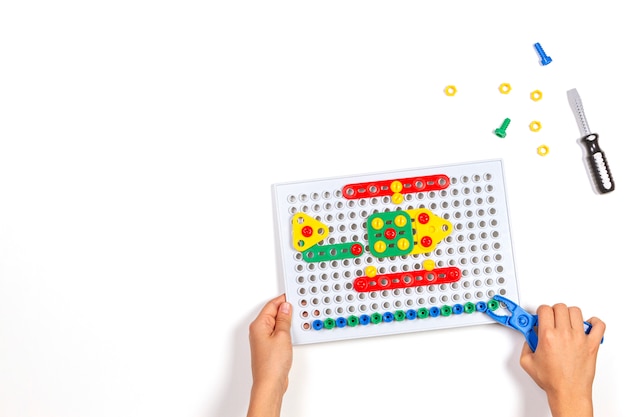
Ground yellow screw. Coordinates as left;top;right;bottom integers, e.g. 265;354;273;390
365;266;377;278
423;259;436;271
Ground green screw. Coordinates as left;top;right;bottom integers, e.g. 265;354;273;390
323;318;336;329
394;310;406;321
440;305;452;317
494;118;511;138
347;315;359;327
487;300;500;311
417;308;430;319
464;302;476;314
370;312;383;324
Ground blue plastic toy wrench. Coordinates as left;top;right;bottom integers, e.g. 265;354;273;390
485;295;600;352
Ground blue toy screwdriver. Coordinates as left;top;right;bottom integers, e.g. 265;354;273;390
485;295;602;352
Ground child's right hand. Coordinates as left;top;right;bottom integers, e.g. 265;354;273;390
519;303;606;417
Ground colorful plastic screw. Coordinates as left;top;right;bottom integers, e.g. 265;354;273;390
371;312;383;324
487;300;499;311
494;118;511;138
382;312;394;323
464;302;476;314
440;305;452;316
417;308;429;319
406;309;417;320
534;42;552;66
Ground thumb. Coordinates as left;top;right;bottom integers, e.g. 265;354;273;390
274;302;293;335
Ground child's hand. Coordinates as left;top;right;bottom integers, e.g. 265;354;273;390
247;294;293;417
519;303;606;417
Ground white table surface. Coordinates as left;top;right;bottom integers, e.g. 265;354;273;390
1;1;624;416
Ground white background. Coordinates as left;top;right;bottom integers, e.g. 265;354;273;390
1;1;624;417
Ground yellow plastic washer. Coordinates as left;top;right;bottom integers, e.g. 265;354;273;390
531;90;543;101
499;83;512;94
529;121;542;132
537;145;549;156
444;85;457;96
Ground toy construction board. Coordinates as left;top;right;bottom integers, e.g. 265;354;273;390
272;159;520;345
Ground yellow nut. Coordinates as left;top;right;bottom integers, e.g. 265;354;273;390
444;85;457;96
529;121;542;132
531;90;543;101
537;145;549;156
499;83;512;94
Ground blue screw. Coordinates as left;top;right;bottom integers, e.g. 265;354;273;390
534;42;552;66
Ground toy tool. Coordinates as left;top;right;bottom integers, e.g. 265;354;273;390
486;295;601;352
567;88;615;194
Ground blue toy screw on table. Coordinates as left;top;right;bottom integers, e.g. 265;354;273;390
485;295;603;352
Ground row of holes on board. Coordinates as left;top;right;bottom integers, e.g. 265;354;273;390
288;195;498;216
295;248;506;275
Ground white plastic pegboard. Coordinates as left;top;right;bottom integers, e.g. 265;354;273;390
272;159;520;345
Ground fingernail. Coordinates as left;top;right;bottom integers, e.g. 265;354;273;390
280;302;291;314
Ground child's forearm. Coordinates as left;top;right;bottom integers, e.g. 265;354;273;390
246;382;285;417
546;389;594;417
